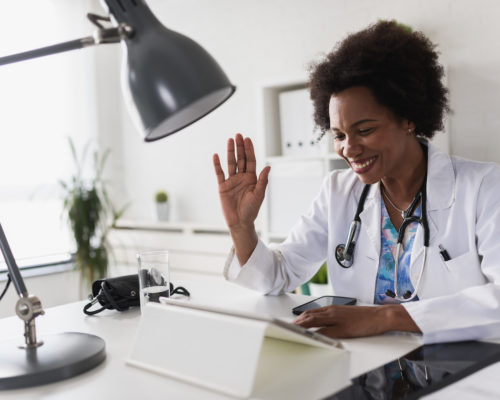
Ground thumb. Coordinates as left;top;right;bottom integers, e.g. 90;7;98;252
255;166;271;199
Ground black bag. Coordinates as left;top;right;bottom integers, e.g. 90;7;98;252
83;274;190;315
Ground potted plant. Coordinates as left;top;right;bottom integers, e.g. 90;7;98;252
307;263;331;296
155;190;169;221
59;138;126;291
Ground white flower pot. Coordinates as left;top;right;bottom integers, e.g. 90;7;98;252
156;202;169;221
308;282;333;297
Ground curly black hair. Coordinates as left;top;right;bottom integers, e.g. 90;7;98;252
309;20;449;139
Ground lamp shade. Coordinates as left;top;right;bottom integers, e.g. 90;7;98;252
105;0;236;142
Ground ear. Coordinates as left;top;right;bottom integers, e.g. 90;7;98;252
406;120;416;133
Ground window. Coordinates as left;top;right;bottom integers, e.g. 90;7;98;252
0;1;98;271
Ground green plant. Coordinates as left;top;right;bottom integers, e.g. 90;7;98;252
155;190;168;203
59;138;127;289
310;263;328;284
378;19;413;33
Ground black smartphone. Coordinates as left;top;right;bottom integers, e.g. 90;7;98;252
292;295;357;315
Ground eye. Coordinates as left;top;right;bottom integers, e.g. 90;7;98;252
332;131;345;141
358;127;374;135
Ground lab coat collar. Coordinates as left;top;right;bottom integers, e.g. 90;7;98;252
358;182;382;260
425;142;455;211
355;142;453;263
357;142;455;210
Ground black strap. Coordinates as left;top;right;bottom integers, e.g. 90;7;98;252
83;282;190;316
171;286;190;297
0;274;11;301
83;301;105;315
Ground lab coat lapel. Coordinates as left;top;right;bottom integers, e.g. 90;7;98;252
410;215;438;284
359;183;381;261
410;142;454;284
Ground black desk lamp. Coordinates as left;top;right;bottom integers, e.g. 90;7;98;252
0;0;235;390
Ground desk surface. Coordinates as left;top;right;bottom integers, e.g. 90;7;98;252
0;279;497;399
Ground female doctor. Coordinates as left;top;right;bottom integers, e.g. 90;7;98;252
212;21;500;343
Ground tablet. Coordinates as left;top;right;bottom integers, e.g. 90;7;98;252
159;297;343;349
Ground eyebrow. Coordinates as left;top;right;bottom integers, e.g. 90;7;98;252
331;119;378;132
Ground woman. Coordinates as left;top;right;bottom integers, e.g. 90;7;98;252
212;21;500;343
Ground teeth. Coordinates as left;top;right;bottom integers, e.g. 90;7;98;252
352;157;376;169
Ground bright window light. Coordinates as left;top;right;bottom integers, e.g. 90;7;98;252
0;0;97;269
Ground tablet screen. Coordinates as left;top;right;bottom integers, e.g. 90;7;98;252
326;340;500;399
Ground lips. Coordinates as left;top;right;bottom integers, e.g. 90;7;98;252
349;156;377;173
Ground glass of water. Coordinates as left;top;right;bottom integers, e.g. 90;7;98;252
137;250;170;311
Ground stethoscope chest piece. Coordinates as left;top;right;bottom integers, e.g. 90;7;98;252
335;184;371;269
335;243;353;268
335;242;354;268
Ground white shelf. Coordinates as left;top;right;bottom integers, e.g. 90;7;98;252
265;153;344;164
266;155;322;164
326;153;344;160
114;219;230;235
257;78;348;244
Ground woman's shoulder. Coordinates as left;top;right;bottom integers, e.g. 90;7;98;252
428;142;500;181
450;153;500;180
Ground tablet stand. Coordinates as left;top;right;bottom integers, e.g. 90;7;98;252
127;302;349;398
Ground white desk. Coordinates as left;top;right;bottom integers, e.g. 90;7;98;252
1;279;495;399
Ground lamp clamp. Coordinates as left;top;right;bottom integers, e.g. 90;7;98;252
85;13;134;46
15;295;45;348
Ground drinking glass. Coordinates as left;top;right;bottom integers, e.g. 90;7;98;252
137;250;170;311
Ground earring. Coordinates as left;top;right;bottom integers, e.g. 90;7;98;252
407;128;413;136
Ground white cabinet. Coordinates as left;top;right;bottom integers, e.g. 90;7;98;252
256;78;347;243
108;220;232;282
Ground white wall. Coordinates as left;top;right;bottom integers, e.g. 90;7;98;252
95;0;500;225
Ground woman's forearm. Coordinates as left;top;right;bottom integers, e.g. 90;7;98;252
229;225;259;266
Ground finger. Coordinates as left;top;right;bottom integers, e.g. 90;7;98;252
293;309;335;328
227;138;236;176
235;133;246;173
254;166;271;199
294;305;338;324
299;305;332;315
212;154;226;184
244;137;256;174
294;314;332;328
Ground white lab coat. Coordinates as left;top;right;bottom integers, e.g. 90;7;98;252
223;143;500;344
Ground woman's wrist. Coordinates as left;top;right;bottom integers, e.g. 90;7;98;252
379;304;421;334
229;225;258;266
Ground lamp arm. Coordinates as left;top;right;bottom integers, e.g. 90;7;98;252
0;23;133;67
0;223;27;297
0;223;46;347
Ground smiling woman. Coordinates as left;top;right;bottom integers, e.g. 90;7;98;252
0;1;97;271
214;20;500;344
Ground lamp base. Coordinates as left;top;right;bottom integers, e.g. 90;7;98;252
0;332;106;390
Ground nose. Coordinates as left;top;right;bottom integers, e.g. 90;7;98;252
342;134;362;159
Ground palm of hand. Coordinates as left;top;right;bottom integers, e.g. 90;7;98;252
213;134;271;231
219;171;261;228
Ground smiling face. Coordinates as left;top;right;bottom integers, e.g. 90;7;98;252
329;86;418;185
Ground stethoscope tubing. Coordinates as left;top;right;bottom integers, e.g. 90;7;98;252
335;178;430;302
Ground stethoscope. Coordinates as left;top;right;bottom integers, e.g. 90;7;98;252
335;179;430;302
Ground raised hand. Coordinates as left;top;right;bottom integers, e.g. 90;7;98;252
213;133;271;229
213;134;271;264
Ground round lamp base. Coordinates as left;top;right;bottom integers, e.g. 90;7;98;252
0;332;106;390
